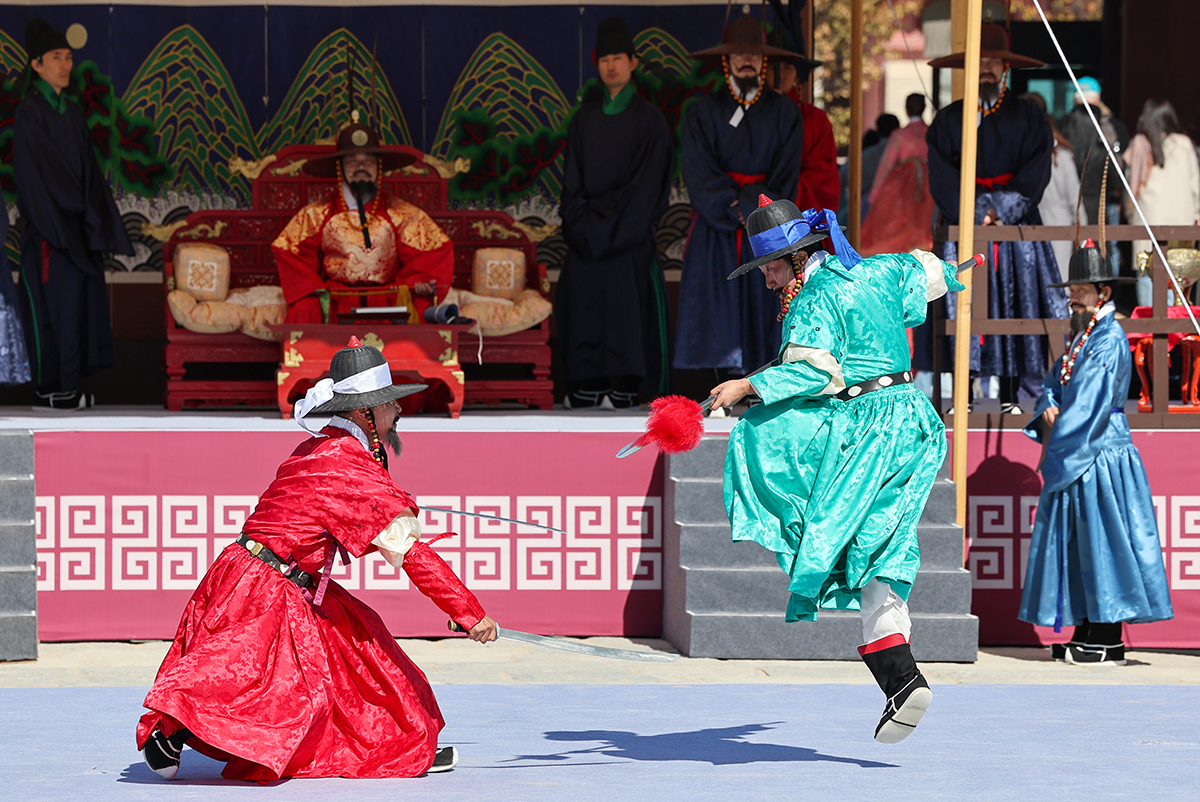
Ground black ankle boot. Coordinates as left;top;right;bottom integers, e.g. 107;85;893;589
143;727;192;780
1051;619;1090;661
861;642;932;743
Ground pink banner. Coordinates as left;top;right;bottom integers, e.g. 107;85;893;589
33;431;663;641
962;429;1200;648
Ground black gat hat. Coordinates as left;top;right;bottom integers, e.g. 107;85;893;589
1048;239;1135;288
294;337;427;426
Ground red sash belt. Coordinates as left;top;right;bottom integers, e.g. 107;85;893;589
975;173;1014;190
727;173;768;260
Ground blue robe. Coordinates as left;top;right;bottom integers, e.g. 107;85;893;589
676;87;803;374
1018;312;1173;627
919;95;1069;378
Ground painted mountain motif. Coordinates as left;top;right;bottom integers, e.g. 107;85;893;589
634;27;694;78
258;28;413;156
122;25;260;202
431;33;572;203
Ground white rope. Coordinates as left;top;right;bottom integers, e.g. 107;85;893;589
884;0;932;107
1030;0;1200;339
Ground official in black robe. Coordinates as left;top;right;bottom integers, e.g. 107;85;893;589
13;20;133;409
675;17;804;375
919;25;1068;411
557;17;672;409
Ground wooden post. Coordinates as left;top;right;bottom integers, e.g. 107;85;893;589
951;0;982;531
848;0;863;245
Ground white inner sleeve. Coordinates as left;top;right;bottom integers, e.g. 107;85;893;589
371;514;422;568
909;249;950;301
780;344;847;395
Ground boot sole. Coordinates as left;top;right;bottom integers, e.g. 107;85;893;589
874;687;933;744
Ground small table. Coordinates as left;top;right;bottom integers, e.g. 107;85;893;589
271;324;471;418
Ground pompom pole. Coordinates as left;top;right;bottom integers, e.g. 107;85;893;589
615;395;707;459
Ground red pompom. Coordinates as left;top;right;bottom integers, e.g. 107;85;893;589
347;336;363;348
642;395;705;454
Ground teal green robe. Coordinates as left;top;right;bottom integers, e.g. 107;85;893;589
723;252;963;622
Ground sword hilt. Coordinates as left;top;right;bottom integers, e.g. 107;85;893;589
448;619;466;633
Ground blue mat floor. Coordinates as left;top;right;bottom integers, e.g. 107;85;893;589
5;684;1198;801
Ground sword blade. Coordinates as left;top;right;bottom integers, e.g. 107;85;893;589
421;507;565;533
496;627;679;662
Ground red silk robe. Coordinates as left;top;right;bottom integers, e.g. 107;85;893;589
272;191;454;323
136;427;485;782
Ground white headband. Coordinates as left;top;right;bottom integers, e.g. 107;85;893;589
293;362;393;434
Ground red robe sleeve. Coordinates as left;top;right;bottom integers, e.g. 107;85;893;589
272;202;330;323
402;540;486;630
796;102;841;212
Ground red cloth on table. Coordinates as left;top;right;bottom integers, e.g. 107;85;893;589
136;426;485;782
1127;306;1200;351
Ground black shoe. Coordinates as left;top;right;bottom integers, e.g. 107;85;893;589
1051;621;1090;661
874;672;933;743
143;728;191;780
1065;642;1126;666
427;745;459;773
607;390;639;410
563;389;613;410
33;390;94;410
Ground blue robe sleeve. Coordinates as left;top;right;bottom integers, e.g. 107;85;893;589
1023;360;1067;444
681;103;741;232
926;109;962;223
1036;332;1123;493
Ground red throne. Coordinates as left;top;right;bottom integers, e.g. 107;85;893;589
162;144;553;413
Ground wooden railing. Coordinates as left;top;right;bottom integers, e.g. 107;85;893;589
930;223;1200;429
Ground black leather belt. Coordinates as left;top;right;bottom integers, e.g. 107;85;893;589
237;534;314;590
835;370;915;401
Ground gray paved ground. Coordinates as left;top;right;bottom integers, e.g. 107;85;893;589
3;638;1198;688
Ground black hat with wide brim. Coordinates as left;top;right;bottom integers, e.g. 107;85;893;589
300;338;427;417
302;124;419;179
691;15;805;60
727;197;843;279
1047;241;1135;288
928;23;1046;70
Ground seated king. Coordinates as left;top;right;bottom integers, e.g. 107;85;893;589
272;120;453;324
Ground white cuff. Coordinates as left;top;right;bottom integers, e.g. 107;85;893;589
781;344;847;395
372;514;422;568
909;249;950;301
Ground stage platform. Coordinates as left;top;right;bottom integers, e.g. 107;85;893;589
1;406;1197;649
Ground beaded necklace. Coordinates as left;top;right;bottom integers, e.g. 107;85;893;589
724;56;768;109
776;253;805;321
363;408;386;466
1059;305;1100;384
979;67;1008;118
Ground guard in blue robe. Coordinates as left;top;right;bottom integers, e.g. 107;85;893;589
920;24;1069;410
1019;242;1172;666
675;16;805;375
13;20;133;409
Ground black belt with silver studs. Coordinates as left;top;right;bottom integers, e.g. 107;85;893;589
236;533;314;590
835;370;915;401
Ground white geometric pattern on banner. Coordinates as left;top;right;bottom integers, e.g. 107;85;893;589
567;496;612;590
162;496;209;590
617;496;661;590
31;494;665;593
59;496;106;590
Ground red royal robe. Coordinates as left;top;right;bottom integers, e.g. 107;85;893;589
136;427;485;782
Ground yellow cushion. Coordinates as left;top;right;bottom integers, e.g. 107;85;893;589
173;242;231;302
472;247;526;300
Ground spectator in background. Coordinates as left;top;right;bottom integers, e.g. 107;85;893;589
839;114;901;223
1123;99;1200;307
0;193;31;386
557;16;672;408
1024;92;1086;282
923;22;1067;415
861;94;935;255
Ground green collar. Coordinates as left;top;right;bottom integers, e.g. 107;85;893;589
602;81;636;116
32;76;67;114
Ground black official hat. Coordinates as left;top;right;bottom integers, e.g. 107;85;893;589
25;19;70;62
1048;239;1135;288
295;337;427;420
595;16;635;60
302;122;419;179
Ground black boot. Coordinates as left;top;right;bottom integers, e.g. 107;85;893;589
1066;621;1126;666
1051;619;1090;661
143;727;192;780
861;642;932;743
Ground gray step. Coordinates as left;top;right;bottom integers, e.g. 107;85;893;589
0;567;37;614
676;566;972;615
0;430;34;477
0;522;37;565
0;611;38;662
675;521;964;571
670;610;978;661
668;436;728;480
0;476;35;523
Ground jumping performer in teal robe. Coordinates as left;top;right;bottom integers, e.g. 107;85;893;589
711;199;964;744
